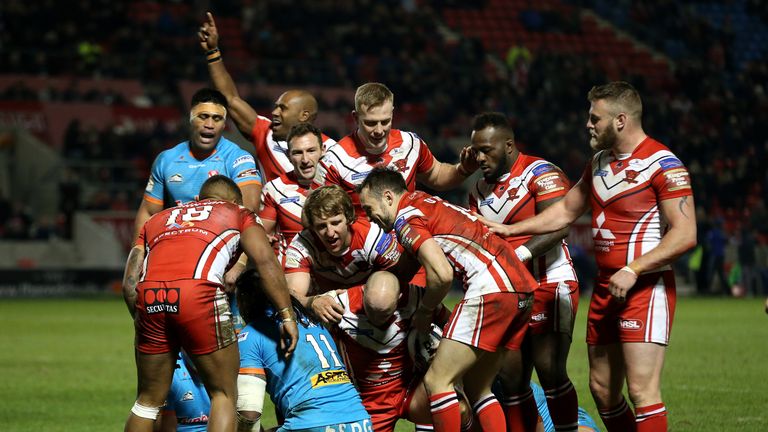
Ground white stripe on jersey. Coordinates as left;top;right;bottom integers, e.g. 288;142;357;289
626;205;671;272
193;229;241;283
434;234;514;297
645;277;670;344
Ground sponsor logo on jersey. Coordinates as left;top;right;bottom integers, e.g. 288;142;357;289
532;163;554;176
629;158;643;167
237;168;260;179
623;170;640;184
178;414;209;424
480;198;494;206
659;157;683;170
531;312;548;322
311;369;351;388
232;155;255;168
375;233;396;255
390;147;404;157
145;178;155;192
279;196;301;205
351;171;371;181
518;295;534;310
188;164;205;168
208;170;219;177
237;331;249;341
595;169;608;177
181;391;194;401
144;287;180;314
272;143;287;154
664;168;691;191
507;187;520;200
169;174;183;183
619;319;643;330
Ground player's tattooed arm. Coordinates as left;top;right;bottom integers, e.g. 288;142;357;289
122;246;145;318
679;196;690;219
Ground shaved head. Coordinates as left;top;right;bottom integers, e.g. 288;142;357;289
271;90;320;140
284;90;318;121
199;175;242;204
363;271;400;327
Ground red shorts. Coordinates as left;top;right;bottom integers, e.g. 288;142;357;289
443;292;533;352
358;379;417;432
587;270;676;345
135;279;236;355
529;280;579;336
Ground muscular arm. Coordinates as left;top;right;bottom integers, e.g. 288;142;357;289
486;178;590;237
133;199;163;241
413;239;454;332
240;183;262;214
200;12;259;140
287;271;344;324
240;224;298;355
122;246;145;317
520;197;570;259
418;160;470;191
628;195;697;273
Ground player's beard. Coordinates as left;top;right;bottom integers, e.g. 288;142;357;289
590;126;617;151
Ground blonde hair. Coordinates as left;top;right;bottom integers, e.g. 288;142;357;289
354;82;394;112
302;185;355;228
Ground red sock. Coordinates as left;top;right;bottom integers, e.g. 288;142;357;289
430;391;462;432
544;381;579;432
502;389;538;432
635;403;667;432
473;394;505;432
598;398;637;432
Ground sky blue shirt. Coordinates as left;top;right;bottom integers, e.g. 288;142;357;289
164;357;210;431
143;137;261;207
238;317;369;430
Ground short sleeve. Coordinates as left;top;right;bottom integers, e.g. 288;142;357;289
250;116;272;151
528;163;570;203
237;326;266;373
394;214;431;255
369;228;401;269
284;234;313;274
259;189;278;222
652;156;693;200
239;206;259;231
467;190;479;214
312;156;340;190
229;150;263;187
415;136;436;174
143;154;166;205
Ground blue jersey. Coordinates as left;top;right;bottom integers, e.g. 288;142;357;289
532;383;600;432
238;318;369;430
143;137;262;207
164;357;210;431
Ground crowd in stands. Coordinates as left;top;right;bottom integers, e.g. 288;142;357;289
1;0;766;294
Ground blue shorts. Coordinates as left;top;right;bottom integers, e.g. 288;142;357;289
277;418;373;432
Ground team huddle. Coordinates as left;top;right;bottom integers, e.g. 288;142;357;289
120;12;696;432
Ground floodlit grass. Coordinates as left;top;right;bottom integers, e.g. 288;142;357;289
0;296;765;431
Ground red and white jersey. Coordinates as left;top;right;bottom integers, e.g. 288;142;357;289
313;129;436;215
332;284;421;390
258;171;309;261
394;191;537;298
583;137;693;271
137;200;258;284
284;219;402;293
468;154;577;284
251;115;336;182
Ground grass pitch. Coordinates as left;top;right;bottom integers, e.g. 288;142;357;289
0;296;765;431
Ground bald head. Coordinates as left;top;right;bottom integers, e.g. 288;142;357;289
272;90;320;140
363;271;400;327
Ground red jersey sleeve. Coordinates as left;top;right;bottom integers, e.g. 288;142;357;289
467;191;479;214
651;156;693;200
250;116;271;151
135;226;146;247
415;137;436;174
528;163;570;203
394;214;431;255
580;161;594;188
283;235;313;274
258;192;278;222
238;206;259;231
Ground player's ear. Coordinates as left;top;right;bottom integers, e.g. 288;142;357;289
615;112;627;130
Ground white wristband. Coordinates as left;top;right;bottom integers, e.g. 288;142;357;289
514;245;532;263
620;265;637;276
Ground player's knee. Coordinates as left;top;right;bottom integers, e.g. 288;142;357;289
130;401;162;420
588;377;611;405
626;381;660;406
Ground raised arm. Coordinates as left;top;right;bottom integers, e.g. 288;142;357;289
199;12;259;140
417;147;478;191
